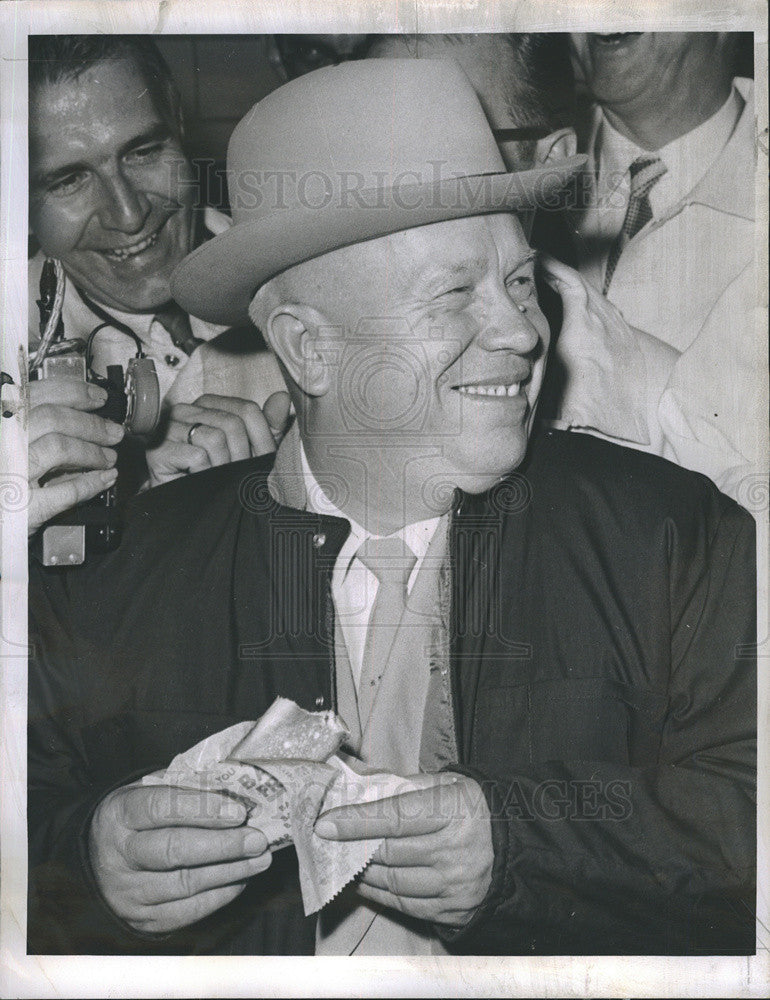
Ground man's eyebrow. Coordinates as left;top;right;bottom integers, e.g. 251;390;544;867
116;123;173;158
416;256;489;288
509;249;538;271
32;124;173;188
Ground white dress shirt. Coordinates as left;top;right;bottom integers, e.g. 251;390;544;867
578;85;743;290
562;78;765;506
299;445;443;686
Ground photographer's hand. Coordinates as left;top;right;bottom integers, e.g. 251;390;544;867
28;378;123;536
89;782;272;934
145;391;291;487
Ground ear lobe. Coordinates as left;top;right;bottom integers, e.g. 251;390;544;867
265;305;332;397
535;127;578;165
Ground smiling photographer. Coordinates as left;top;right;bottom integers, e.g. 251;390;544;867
27;35;286;537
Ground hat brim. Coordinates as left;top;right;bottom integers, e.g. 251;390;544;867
172;156;585;327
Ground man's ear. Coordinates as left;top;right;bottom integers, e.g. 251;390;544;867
534;127;577;165
263;304;333;397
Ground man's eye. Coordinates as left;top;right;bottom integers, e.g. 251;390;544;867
506;273;535;305
126;142;165;162
443;285;471;298
48;171;88;196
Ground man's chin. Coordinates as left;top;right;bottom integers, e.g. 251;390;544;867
454;446;530;498
68;271;177;314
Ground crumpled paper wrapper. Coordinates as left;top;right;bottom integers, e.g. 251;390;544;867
143;697;415;914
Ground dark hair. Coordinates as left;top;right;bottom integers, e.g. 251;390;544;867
28;35;183;136
501;34;575;130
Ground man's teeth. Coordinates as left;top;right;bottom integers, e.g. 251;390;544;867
457;383;521;397
105;230;159;261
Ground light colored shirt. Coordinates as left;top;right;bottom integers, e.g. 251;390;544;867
300;444;443;686
562;78;765;506
28;207;232;403
579;86;743;287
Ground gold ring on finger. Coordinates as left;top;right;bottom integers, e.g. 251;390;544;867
187;422;204;445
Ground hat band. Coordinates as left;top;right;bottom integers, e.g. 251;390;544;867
226;167;572;220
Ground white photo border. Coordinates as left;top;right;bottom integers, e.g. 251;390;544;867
1;0;767;996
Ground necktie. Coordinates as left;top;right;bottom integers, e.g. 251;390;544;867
356;536;417;725
154;301;204;356
603;155;667;294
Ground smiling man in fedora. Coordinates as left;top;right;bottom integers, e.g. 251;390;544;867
29;58;756;956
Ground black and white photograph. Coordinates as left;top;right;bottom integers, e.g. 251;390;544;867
0;1;767;996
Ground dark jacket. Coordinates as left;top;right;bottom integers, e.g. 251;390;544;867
28;428;757;955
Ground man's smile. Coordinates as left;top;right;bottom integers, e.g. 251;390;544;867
449;366;533;400
101;225;163;261
454;380;524;398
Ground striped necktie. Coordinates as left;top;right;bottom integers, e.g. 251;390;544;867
603;155;667;294
356;536;417;725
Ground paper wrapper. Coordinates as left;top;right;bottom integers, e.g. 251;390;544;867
143;698;415;914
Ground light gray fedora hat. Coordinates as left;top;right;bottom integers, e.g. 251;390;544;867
172;58;585;326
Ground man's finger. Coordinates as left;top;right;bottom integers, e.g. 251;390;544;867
30;433;118;482
29;404;124;448
165;404;246;463
539;255;589;303
314;787;448;841
137;852;273;904
360;862;441;899
120;786;248;831
29;378;108;411
130;882;251;935
124;825;269;871
28;469;118;535
262;391;292;442
193;395;277;457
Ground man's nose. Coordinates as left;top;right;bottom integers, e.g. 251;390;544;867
476;289;541;355
95;169;151;234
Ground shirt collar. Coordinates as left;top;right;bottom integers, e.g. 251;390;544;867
652;85;743;215
595;80;746;217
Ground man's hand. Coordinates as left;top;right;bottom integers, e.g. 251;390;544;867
89;783;272;935
540;255;651;443
314;773;493;927
28;378;123;536
145;391;291;487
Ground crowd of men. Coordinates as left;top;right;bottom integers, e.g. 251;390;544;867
26;32;759;956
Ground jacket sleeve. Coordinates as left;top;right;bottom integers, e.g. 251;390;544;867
27;563;212;954
29;566;142;952
444;492;757;955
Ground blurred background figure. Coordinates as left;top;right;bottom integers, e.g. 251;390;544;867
566;32;762;501
367;33;576;174
27;36;286;536
268;33;372;79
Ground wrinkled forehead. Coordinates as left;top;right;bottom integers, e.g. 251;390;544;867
30;55;175;157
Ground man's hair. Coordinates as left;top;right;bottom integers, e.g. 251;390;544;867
366;33;575;132
500;33;575;130
28;35;183;136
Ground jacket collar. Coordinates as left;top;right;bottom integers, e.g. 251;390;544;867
267;422;310;510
